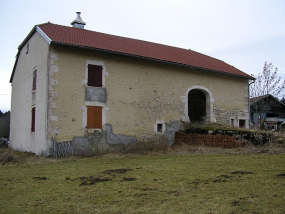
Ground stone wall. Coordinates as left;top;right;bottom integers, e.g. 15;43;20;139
181;125;273;145
213;107;249;128
49;45;249;146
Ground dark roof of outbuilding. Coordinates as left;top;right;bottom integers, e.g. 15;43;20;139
250;95;269;105
250;94;285;106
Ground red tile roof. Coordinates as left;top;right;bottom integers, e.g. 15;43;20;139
39;23;252;79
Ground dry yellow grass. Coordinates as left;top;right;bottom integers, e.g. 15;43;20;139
0;145;285;214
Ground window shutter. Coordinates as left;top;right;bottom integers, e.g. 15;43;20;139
87;106;102;129
88;65;102;87
31;107;36;132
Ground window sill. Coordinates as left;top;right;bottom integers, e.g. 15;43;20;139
87;128;102;133
155;132;164;135
86;86;105;89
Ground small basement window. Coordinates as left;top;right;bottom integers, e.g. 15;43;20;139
231;119;235;127
239;120;245;128
157;124;163;133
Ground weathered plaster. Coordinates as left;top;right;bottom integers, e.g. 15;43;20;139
10;32;49;155
48;48;60;138
85;87;107;102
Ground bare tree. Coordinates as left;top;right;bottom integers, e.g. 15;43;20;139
250;62;285;99
250;62;285;129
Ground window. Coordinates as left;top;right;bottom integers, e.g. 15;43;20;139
231;119;235;126
239;120;245;128
26;44;29;54
32;69;37;91
31;107;36;132
155;122;165;134
88;64;102;87
157;124;163;133
87;106;102;129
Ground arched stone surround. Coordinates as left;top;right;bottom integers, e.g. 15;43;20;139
181;85;216;123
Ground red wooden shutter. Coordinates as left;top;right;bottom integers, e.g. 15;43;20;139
32;70;37;91
31;107;36;132
88;65;102;87
87;106;102;129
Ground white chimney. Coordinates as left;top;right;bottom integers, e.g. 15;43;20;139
71;12;86;29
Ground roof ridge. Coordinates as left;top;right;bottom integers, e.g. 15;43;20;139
36;21;53;27
38;22;207;54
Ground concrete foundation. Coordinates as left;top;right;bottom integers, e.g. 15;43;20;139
163;121;181;145
105;124;137;145
72;124;137;155
73;137;90;155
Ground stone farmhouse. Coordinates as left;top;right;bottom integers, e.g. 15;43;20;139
10;13;254;155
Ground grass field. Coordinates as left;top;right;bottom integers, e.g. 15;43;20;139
0;146;285;214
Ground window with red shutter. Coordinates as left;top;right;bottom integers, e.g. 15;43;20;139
87;106;102;129
32;69;37;91
31;107;36;132
88;64;102;87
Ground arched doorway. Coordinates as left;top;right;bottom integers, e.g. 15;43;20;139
182;85;216;123
188;89;206;123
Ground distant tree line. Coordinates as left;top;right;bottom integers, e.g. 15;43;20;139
0;110;10;138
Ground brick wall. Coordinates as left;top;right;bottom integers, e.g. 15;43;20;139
175;131;248;148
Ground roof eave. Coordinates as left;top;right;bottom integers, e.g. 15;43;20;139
10;25;52;83
36;26;52;45
9;51;20;83
51;41;254;80
10;26;37;83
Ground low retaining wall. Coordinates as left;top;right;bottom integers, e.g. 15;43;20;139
175;132;248;148
180;124;274;145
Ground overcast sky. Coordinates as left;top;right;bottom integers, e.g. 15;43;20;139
1;0;284;112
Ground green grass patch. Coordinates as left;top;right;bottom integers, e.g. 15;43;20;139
0;150;285;213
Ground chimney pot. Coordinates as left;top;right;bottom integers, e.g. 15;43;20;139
71;12;86;29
